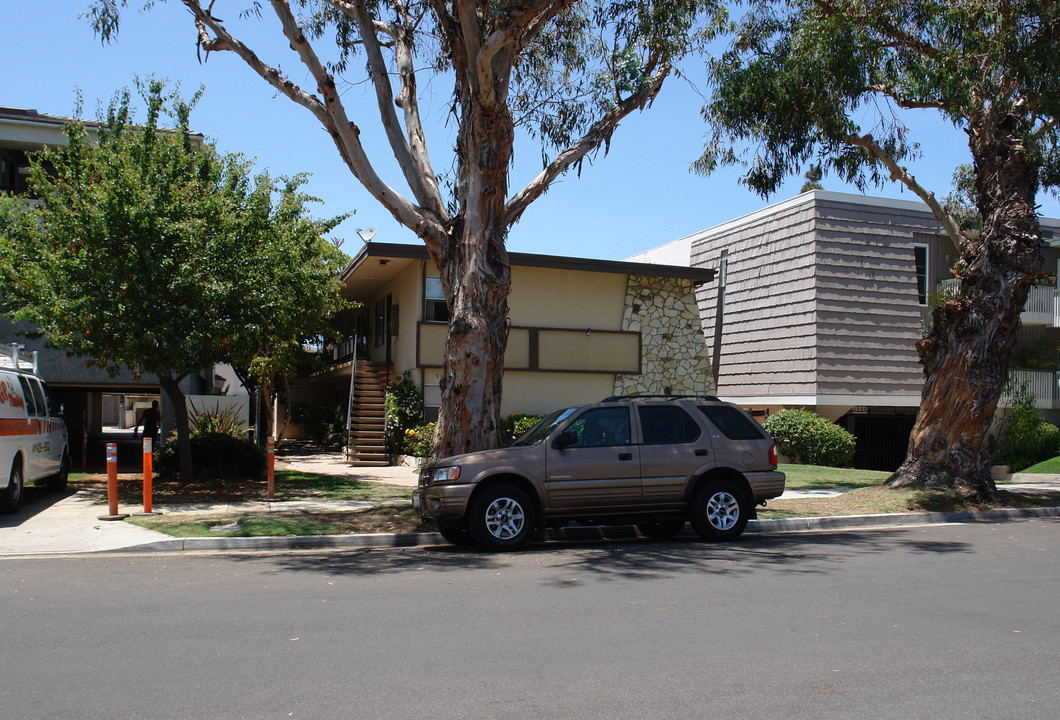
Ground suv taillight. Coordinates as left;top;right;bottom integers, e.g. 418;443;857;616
768;444;778;467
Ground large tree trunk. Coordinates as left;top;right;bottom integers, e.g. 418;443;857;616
158;374;195;481
889;113;1043;499
430;83;514;458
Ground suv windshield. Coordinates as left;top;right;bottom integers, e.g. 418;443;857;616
510;406;579;446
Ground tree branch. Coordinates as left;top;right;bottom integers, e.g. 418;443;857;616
866;84;948;111
504;62;672;226
844;131;964;246
814;0;940;59
478;0;578;107
339;0;446;216
1030;116;1058;142
455;0;484;99
180;1;441;237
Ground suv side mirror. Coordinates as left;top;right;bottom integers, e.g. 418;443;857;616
554;430;578;449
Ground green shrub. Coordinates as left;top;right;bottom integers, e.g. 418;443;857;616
404;423;435;459
762;408;856;467
291;399;346;447
501;414;544;445
188;402;250;437
156;432;266;478
385;372;424;455
1000;383;1059;471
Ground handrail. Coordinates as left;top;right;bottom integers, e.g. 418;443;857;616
344;343;358;461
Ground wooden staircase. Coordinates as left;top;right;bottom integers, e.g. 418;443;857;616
347;361;392;466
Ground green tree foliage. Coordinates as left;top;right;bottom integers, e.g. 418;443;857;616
762;408;856;467
699;1;1059;499
88;0;724;459
0;80;347;479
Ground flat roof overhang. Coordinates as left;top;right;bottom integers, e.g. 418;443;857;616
339;241;715;298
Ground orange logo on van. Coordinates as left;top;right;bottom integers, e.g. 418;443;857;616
0;380;26;410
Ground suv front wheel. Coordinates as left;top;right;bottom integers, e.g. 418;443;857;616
468;483;536;551
689;478;749;541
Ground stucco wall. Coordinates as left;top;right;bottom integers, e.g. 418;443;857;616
613;275;715;397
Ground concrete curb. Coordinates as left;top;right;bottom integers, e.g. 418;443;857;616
97;505;1060;554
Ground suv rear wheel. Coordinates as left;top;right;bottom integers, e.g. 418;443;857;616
689;478;748;541
468;484;535;551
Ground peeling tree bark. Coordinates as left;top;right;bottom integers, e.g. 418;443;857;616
889;112;1043;499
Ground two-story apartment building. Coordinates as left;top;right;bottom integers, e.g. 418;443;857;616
633;190;1060;470
304;241;716;464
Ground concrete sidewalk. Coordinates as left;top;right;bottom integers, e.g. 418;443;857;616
0;454;1057;557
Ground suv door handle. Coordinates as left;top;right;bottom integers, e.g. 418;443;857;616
695;449;709;456
618;453;633;461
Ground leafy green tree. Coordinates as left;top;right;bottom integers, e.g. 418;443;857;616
218;171;350;442
89;0;724;459
0;81;347;479
698;0;1059;499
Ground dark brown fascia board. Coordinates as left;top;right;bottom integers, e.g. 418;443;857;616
340;241;715;284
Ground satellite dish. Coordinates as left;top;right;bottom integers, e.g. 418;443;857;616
356;227;378;242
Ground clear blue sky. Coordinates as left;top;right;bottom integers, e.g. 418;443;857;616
6;2;1059;261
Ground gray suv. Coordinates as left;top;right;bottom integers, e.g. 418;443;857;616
413;396;785;550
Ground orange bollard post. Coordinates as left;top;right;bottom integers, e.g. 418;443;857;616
98;443;128;521
267;439;275;501
141;437;157;514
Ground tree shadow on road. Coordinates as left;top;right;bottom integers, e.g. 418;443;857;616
227;527;974;581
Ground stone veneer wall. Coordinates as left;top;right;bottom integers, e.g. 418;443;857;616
613;275;716;397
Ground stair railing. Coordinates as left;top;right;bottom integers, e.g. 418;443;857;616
344;343;358;461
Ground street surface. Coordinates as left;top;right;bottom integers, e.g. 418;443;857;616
1;520;1057;719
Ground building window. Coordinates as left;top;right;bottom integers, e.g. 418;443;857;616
913;244;929;305
425;276;449;323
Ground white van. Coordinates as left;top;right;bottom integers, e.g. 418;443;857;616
0;345;70;513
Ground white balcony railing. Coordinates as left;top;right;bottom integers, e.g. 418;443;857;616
937;279;1060;327
1000;369;1059;410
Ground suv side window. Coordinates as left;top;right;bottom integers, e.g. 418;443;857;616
564;407;631;447
697;405;765;440
638;405;701;445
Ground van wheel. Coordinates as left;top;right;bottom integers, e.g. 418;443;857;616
1;465;23;514
47;453;70;492
467;484;535;551
689;479;748;541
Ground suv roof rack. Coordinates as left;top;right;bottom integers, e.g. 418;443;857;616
602;394;721;403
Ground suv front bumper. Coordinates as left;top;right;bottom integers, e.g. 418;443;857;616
412;483;475;521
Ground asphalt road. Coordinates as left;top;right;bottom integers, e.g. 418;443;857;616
1;520;1057;720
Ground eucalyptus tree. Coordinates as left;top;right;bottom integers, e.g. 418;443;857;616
0;82;347;479
697;0;1059;499
89;0;722;458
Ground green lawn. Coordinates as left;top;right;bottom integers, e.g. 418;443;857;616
273;470;413;502
778;463;891;490
128;506;427;538
1015;456;1060;474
